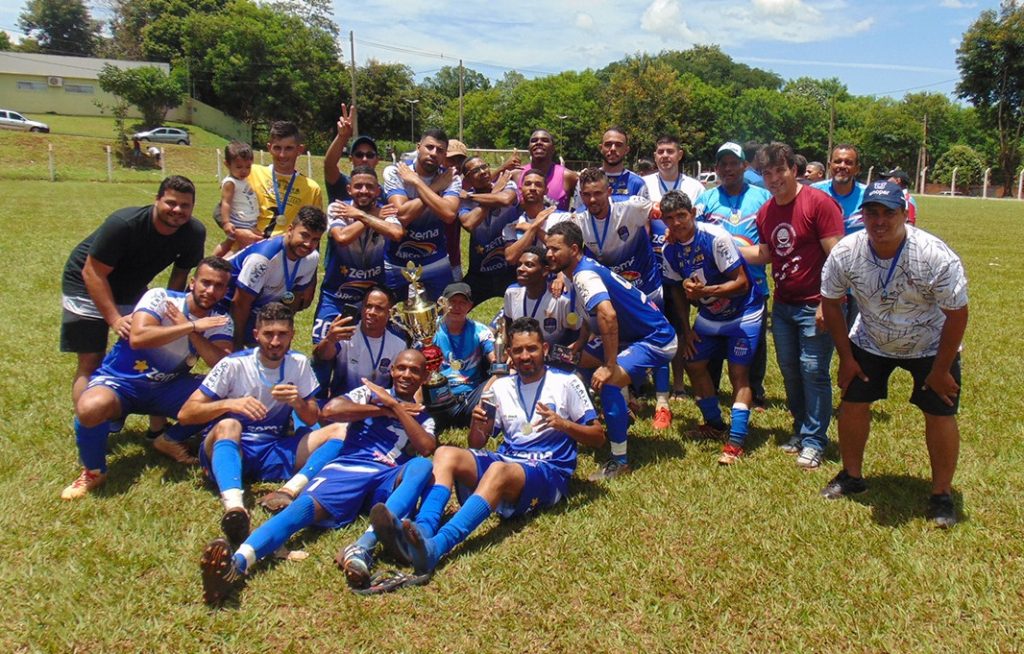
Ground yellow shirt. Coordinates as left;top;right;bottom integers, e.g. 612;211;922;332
248;164;323;240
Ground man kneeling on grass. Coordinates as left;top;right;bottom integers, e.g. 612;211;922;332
199;349;436;604
370;317;605;585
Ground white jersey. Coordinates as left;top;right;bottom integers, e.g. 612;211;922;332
642;172;705;204
230;236;319;307
200;348;319;437
821;225;968;358
502;283;574;346
569;196;660;294
221;175;259;230
327;325;407;395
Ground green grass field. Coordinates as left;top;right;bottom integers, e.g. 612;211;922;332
1;175;1022;652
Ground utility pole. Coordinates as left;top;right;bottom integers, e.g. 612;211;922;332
458;59;465;142
827;95;835;178
915;114;928;193
349;31;359;137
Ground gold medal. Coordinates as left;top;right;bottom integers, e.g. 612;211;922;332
730;211;741;225
450;358;463;371
566;312;579;328
522;421;533;435
185;354;198;368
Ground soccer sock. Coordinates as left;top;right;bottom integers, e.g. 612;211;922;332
233;494;316;574
415;484;453;537
654;364;670;406
601;384;629;464
355;458;435;551
696;396;724;428
430;494;493;567
729;403;751;447
74;418;109;473
281;437;345;496
211;439;243;501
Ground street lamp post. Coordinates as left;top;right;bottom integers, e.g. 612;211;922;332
557;114;570;148
406;99;419;143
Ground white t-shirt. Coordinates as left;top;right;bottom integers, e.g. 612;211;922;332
502;283;575;346
221;175;259;230
821;225;968;358
328;325;408;395
642;172;706;204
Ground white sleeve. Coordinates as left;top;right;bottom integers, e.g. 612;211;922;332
712;232;742;273
931;251;969;310
135;288;169;316
203;312;235;342
381;166;405;197
820;246;850;300
565;374;597;423
237;254;271;294
575;269;609;311
297;253;319;286
295;356;320;399
345;384;372;405
201;357;236;398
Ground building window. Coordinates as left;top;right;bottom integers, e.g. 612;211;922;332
16;81;47;91
64;84;94;94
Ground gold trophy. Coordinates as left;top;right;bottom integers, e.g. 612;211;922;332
390;262;454;409
490;320;510;376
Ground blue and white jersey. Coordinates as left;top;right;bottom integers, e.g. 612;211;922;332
695;183;772;297
321;202;400;302
99;288;233;383
229;235;319;307
326;325;407;396
570;196;661;295
606;170;648;203
503;283;576;346
571;256;675;347
490;369;597;478
435;319;495;395
662;223;762;322
200;348;319;437
334;384;436;467
458;182;520;276
382;165;461;267
812;180;866;234
510;209;572;248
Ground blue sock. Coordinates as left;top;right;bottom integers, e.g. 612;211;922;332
600;384;629;464
75;417;109;473
296;437;344;480
165;421;200;443
654;364;670;393
430;494;493;568
356;458;434;550
233;494;316;573
729;404;750;446
211;440;243;494
696;396;724;428
415;484;452;538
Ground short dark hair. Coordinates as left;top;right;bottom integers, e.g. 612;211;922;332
255;302;294;327
743;141;763;163
659;190;693;215
756;142;796;170
461;156;484;175
363;284;394;305
831;143;860;164
294;206;327;233
157;175;195;200
655;134;679;147
578;167;609;187
225;141;253;163
547;220;584;249
509;316;543;340
420;128;448;145
522;168;547;183
523;245;549;265
350;165;378;180
196;255;231;276
603;126;628;142
794;154;808;177
269;121;302;142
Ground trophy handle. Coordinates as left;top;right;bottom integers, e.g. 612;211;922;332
436;296;450;318
390;305;407;330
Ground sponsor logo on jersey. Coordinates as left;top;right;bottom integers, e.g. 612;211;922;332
395;240;439;259
771;223;796;257
479;247;509;273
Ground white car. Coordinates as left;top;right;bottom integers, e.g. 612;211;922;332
132;127;190;145
699;171;718;185
0;109;49;133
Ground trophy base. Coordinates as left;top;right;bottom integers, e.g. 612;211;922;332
423;373;456;410
489;363;510;376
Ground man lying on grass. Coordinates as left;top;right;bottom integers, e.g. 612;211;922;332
371;317;605;586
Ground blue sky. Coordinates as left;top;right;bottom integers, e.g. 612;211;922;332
0;0;1001;100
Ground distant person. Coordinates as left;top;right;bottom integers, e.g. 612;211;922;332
819;181;968;528
635;157;656;176
812;144;866;234
884;168;918;224
742;141;765;188
596;127;648;203
641;135;705;204
213;141;261;257
795;154;811;185
247;121;323;240
806;161;826;183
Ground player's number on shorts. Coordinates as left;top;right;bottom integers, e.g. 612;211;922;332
307;477;327;492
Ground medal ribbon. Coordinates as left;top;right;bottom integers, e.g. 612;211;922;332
362;330;386;373
588;207;611;254
523;289;544;319
281;249;299;294
869;236;907;299
272;167;298;218
516;370;548;434
658;175;681;195
724;186;748;219
255;349;287;387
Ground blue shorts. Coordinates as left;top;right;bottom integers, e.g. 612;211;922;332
86;372;201;418
690;305;764;366
302;458;405;528
385;260;453;303
199;431;308;483
584;336;678;383
455;450;568;519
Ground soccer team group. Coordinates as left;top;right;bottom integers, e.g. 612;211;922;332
57;106;968;602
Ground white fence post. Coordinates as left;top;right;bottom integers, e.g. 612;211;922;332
950;167;958;196
982;167;991;198
866;166;875;184
160;147;166;176
48;143;55;182
1018;169;1024;200
216;148;222;180
918;166;928;194
307;151;312;178
259;150;265;165
106;146;113;182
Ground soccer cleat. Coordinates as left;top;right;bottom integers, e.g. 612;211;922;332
369;503;412;565
257;489;295;514
752;397;768;413
588;459;632;482
220;507;250;547
928;493;957;529
795;446;823;470
780;436;803;454
686;423;727;441
60;468;107;500
351;569;432;595
200;538;241;605
151;433;199;465
718;442;744;465
337;543;374;589
652;406;672;430
820;470;867;499
401;519;439;575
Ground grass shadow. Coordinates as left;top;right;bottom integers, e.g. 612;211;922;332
848;474;967;527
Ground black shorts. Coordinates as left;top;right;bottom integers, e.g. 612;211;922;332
843;343;960;416
60;309;110;354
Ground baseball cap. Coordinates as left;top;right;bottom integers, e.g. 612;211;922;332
447;139;468;158
715;142;744;163
350;135;378;153
883;168;911;187
860;180;907;210
442;282;473;302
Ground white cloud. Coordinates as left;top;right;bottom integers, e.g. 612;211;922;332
940;0;976;8
575;13;594;30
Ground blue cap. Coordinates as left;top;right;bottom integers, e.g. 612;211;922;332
860;180;906;210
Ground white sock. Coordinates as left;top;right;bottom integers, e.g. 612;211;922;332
221;488;244;511
281;473;309;496
656;392;669;408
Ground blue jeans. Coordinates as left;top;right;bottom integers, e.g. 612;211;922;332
771;302;834;451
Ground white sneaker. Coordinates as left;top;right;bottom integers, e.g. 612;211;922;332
796;446;823;469
780;436;802;454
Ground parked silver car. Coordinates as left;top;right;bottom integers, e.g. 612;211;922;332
132;127;190;145
0;109;50;133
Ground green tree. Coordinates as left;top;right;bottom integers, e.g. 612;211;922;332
956;1;1024;193
932;144;986;187
17;0;100;56
354;60;419;140
104;0;229;61
0;31;11;51
603;47;782;92
731;87;828;157
98;65;185;128
422;65;491;99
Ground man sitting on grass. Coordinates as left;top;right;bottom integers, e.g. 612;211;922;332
370;317;604;584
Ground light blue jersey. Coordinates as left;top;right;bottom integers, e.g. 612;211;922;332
812;180;866;234
435;320;495;395
695;183;772;297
